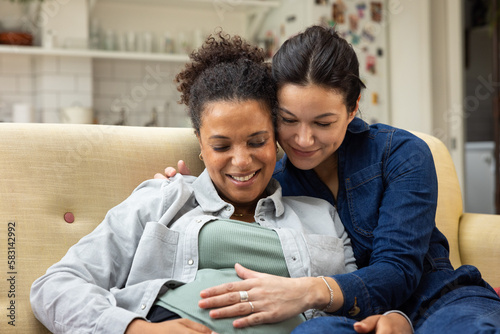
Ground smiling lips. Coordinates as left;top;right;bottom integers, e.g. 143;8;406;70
291;147;319;157
228;171;258;182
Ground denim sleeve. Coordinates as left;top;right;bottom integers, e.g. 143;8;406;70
30;179;167;333
333;133;438;318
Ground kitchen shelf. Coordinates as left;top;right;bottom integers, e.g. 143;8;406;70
95;0;281;12
0;44;189;62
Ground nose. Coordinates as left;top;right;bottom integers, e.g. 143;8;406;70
232;147;252;168
295;124;314;147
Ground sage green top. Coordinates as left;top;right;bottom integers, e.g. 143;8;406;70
155;219;305;333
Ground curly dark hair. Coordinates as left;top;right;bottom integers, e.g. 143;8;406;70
175;30;277;134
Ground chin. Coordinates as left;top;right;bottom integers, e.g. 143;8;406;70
287;156;318;171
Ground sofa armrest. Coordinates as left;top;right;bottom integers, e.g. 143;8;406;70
459;212;500;287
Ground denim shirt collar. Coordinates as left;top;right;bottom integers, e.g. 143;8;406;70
347;117;370;134
191;169;285;217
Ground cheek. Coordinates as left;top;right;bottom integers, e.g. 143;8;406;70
277;127;293;143
203;153;225;175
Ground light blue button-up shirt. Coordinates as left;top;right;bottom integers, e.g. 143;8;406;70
31;170;356;334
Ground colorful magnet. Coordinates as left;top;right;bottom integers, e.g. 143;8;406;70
366;54;376;74
362;28;375;42
351;33;361;45
356;2;366;18
371;2;383;23
333;0;346;24
349;13;359;31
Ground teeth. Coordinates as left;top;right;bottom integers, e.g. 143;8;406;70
231;172;256;182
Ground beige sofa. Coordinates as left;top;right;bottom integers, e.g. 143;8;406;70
0;122;499;333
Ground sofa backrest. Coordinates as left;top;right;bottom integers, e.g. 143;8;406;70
411;131;463;269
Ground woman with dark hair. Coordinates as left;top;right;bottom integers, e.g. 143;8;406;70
163;26;500;333
31;30;362;334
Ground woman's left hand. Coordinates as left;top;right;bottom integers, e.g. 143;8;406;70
353;313;413;334
198;263;315;328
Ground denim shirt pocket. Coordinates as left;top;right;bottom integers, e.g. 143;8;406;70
304;234;346;277
127;221;179;285
345;162;384;237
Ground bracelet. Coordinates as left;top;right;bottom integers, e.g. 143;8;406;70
383;310;414;333
318;276;334;312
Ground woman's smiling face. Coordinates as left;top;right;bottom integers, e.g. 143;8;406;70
198;99;277;208
277;84;358;171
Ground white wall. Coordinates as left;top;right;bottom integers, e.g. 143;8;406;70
387;0;433;133
387;0;464;190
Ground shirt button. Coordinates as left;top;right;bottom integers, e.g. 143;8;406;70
259;218;265;222
292;256;297;261
188;259;194;265
141;304;146;310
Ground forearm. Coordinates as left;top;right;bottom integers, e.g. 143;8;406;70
296;276;345;313
31;272;139;333
332;259;423;318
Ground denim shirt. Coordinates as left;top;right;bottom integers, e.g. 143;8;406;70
274;117;455;319
31;170;356;334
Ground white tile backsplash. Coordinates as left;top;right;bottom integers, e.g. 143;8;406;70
40;74;77;92
93;58;180;126
112;60;143;79
95;79;128;96
76;75;92;93
59;93;92;109
59;57;92;74
0;54;32;75
38;93;59;110
17;75;33;93
34;56;59;74
93;60;112;78
1;52;188;126
0;75;18;93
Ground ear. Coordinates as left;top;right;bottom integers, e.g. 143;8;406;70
348;95;361;122
195;130;202;150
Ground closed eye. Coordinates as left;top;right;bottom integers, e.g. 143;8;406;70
211;146;230;152
315;122;333;127
249;140;267;148
280;116;297;124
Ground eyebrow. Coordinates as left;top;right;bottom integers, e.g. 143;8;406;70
208;131;269;140
278;107;337;119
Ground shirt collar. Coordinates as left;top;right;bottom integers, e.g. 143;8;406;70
347;117;370;134
191;169;285;217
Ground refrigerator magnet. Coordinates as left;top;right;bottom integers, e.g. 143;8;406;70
371;2;383;23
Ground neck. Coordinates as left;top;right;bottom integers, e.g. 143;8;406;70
314;152;338;180
232;202;257;216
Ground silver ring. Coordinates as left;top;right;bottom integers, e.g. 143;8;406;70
248;301;254;313
239;291;249;302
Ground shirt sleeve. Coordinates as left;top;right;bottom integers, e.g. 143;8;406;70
332;133;439;318
30;179;167;333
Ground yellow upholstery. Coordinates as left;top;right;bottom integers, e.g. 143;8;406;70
0;123;498;333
